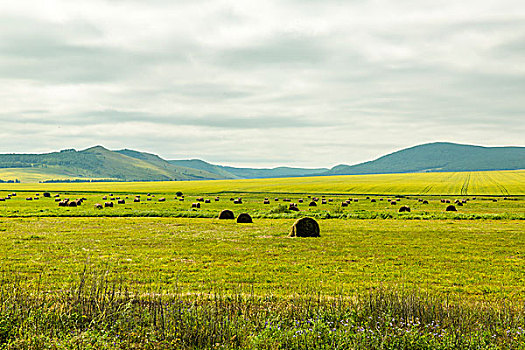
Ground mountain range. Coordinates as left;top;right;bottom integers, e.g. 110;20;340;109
0;142;523;182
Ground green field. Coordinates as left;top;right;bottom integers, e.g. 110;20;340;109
1;171;524;349
1;169;525;195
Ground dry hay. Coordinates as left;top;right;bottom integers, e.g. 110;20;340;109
94;203;103;209
196;197;204;202
191;203;201;208
422;200;429;204
218;209;235;220
43;192;51;198
309;201;317;207
236;213;253;223
26;197;32;201
263;200;270;204
158;197;166;202
398;205;411;213
134;197;140;203
341;202;348;207
289;203;299;211
104;202;114;208
118;199;125;204
290;217;320;238
370;199;376;203
298;199;304;203
446;205;457;212
205;199;211;203
390;201;397;205
233;198;243;204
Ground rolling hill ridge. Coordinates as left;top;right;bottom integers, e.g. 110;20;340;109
0;142;523;182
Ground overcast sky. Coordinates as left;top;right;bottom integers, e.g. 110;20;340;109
0;0;524;168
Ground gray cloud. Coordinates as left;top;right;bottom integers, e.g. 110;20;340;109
0;0;523;167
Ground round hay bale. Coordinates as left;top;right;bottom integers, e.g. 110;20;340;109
237;213;253;223
422;200;429;204
398;205;411;213
370;199;376;203
179;198;184;201
390;201;397;205
215;197;220;201
118;199;125;204
134;198;140;202
94;203;103;209
298;199;303;203
233;199;242;204
341;202;348;207
289;204;300;211
321;200;327;204
263;200;270;204
456;202;463;206
104;202;113;208
205;199;211;203
218;209;234;220
68;201;77;207
102;196;107;200
0;198;4;202
26;197;32;201
158;197;166;202
446;205;457;212
43;192;51;198
309;201;317;207
290;217;320;238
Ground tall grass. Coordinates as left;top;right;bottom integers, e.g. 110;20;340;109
1;270;524;349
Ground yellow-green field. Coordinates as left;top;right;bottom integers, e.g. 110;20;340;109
1;170;524;196
1;170;524;348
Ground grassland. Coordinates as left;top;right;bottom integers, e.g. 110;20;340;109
0;171;524;349
1;169;524;195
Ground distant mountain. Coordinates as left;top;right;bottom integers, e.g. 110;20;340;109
0;146;223;182
325;142;525;175
169;159;328;179
0;146;328;182
0;142;522;183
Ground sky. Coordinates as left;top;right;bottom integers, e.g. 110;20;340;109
0;0;524;168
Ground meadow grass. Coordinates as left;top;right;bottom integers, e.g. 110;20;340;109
1;217;524;300
1;172;524;348
1;170;524;196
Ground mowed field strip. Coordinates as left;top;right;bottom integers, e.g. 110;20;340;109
1;170;524;195
1;217;524;301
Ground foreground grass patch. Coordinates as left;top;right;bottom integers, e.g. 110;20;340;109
1;217;523;300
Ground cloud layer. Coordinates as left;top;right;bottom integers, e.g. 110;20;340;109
1;0;524;167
